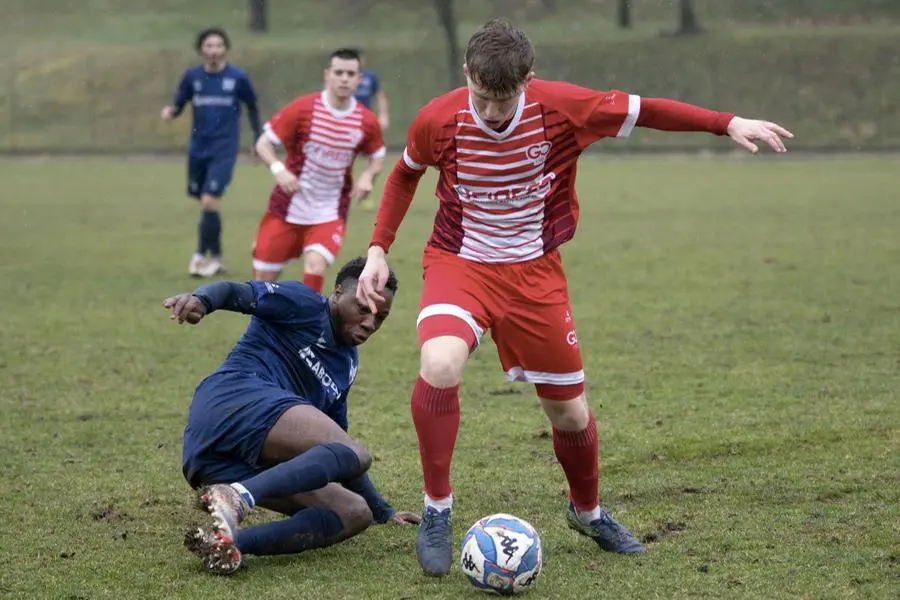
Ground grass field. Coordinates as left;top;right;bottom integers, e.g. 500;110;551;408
1;155;899;599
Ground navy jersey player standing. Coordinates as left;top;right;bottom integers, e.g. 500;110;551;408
163;257;420;575
161;28;262;278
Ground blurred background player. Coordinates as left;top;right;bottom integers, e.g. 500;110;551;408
353;48;390;132
253;48;386;293
161;27;262;278
163;257;420;575
356;17;794;577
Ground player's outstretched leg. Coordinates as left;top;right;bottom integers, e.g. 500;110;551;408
412;334;471;576
540;391;646;554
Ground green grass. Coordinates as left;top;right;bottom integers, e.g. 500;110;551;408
1;155;899;599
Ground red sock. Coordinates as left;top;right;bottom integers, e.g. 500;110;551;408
303;273;324;293
410;376;460;500
552;413;599;512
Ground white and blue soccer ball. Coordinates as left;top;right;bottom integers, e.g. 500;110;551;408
460;513;543;595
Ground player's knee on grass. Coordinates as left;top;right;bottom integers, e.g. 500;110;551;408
333;491;374;535
419;336;470;388
539;390;590;431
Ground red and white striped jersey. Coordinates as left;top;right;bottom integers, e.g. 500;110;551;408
401;79;640;263
264;92;386;224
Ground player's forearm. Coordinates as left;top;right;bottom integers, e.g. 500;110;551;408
255;135;281;168
343;474;395;524
369;159;425;252
362;156;385;181
377;93;389;120
247;104;263;140
193;282;257;315
636;98;734;134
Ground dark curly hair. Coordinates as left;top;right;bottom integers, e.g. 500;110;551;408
335;256;398;294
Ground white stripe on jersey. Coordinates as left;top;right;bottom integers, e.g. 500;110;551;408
452;93;556;263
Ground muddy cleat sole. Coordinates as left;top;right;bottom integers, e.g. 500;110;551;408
185;526;243;575
198;484;249;540
416;507;453;577
566;502;647;554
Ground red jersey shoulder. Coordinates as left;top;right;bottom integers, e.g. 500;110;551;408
269;92;317;130
527;79;610;110
417;87;469;129
359;105;380;132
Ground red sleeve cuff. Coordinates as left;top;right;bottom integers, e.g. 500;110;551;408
637;97;734;135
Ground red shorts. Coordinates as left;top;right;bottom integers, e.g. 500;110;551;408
417;246;584;399
252;213;345;272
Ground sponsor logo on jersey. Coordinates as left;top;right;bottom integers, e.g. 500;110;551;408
303;141;354;168
525;141;552;165
298;346;342;399
453;172;556;205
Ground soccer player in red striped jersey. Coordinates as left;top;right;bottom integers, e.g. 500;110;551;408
254;48;386;293
356;18;793;577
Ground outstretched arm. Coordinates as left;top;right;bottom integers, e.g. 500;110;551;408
546;81;793;154
162;282;256;324
636;97;793;153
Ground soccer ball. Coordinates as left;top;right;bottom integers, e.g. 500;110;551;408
460;513;543;595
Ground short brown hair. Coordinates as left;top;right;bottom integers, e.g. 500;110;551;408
465;18;534;97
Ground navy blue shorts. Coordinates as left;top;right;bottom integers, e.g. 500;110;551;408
187;153;236;199
182;371;306;488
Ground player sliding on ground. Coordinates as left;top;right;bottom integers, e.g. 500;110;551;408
163;257;419;575
355;18;794;576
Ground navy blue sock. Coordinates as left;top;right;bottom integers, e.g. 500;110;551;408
196;213;207;255
200;211;222;257
235;506;344;556
238;443;362;503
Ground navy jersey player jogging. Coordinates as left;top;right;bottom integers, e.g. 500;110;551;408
162;27;262;279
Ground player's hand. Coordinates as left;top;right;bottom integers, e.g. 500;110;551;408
351;175;374;203
379;115;389;131
275;170;301;194
162;293;206;325
389;511;421;525
727;117;794;154
356;247;389;313
160;106;176;121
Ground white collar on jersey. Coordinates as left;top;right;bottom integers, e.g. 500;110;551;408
467;91;526;140
320;90;357;119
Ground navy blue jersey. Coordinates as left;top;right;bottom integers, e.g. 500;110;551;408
214;281;357;429
354;70;381;109
173;64;261;158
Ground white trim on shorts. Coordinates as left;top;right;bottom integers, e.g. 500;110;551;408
504;367;585;385
416;303;484;347
303;243;336;266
